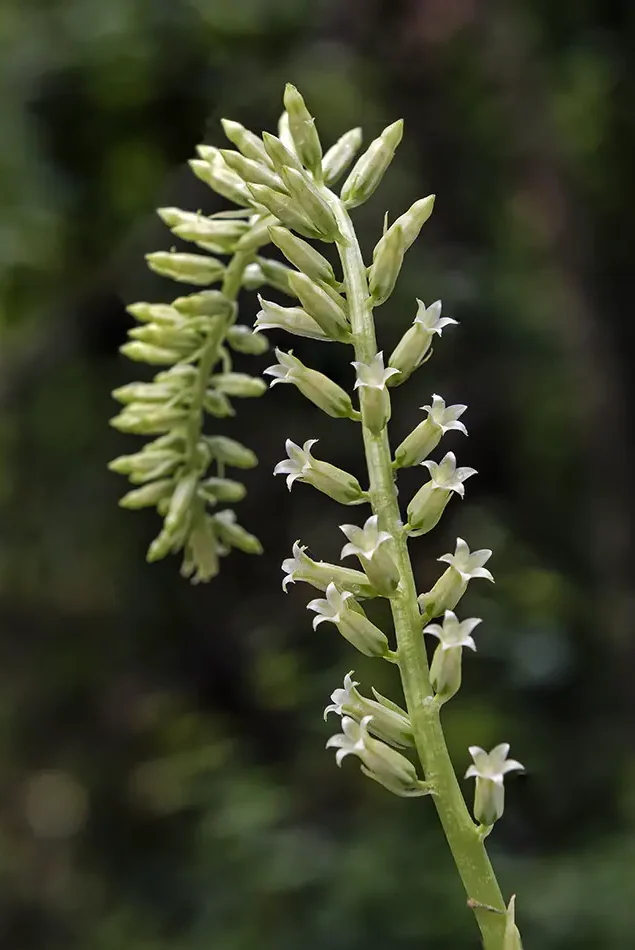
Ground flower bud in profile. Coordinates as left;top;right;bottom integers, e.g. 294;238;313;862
219;149;285;191
352;352;400;433
465;744;524;826
221;118;273;166
368;224;405;306
394;394;467;468
383;195;435;252
264;349;358;419
268;226;337;286
283;83;323;176
247;183;321;239
322;128;363;185
280;166;341;240
205;436;258;469
189;156;252;206
388;300;458;386
287;273;350;341
274;439;366;505
145;252;225;286
340;119;403;208
119;479;175;510
262;131;304;176
180;515;220;583
226;324;269;355
406;453;476;537
308;584;389;657
212;509;262;555
210;373;267;398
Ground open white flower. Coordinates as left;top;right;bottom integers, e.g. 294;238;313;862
326;715;428;797
339;514;399;596
264;349;357;419
465;743;524;826
407;452;477;536
395;394;468;467
424;610;481;652
307;583;389;656
324;671;412;748
419;538;494;618
274;438;317;490
414;299;457;335
352;351;400;390
274;438;366;505
422;452;477;497
281;540;377;599
439;537;493;582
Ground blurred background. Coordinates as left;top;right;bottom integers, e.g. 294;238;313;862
1;0;635;947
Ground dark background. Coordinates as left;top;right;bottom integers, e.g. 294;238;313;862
1;1;635;947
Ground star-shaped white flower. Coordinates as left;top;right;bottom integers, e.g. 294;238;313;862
465;744;524;786
438;537;493;582
307;582;353;629
352;351;400;390
326;714;370;767
422;452;477;498
424;610;481;651
324;671;360;718
340;514;392;561
281;540;309;591
263;348;302;386
423;394;468;435
273;438;318;490
414;299;458;335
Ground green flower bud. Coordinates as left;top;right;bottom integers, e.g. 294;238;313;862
383;195;435;252
119;342;185;365
219;149;285;192
111;404;189;436
247;183;321;239
172;290;234;318
181;514;220;583
308;584;389;657
210;373;267;398
325;672;413;748
127;302;180;325
264;348;359;419
322;127;363;185
206;436;258;469
226;324;269;355
163;472;198;534
158;208;248;247
352;353;399;434
274;438;366;506
340;119;403;209
504;897;523;950
406;453;476;537
262;131;304;176
254;296;333;342
242;262;266;290
202;390;234;418
212;509;262;555
256;257;297;296
394;394;467;468
199;477;246;504
145;252;225;287
368;224;405;306
189;156;252;206
128;324;199;352
119;479;175;510
279;166;340;241
287;271;349;341
327;715;429;797
235;214;278;252
465;744;524;826
268;225;337;285
388;299;457;386
221;118;273;167
283;83;323;176
109;450;181;483
282;541;377;599
112;382;176;405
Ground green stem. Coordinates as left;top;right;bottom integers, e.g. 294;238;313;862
328;194;508;950
184;249;253;461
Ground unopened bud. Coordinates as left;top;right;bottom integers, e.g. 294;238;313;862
206;436;258;469
262;131;304;175
384;195;435;252
211;373;267;398
227;324;269;355
256;257;297;296
146;252;225;287
119;479;175;510
287;272;349;341
119;342;184;365
219;149;284;192
322;128;363;185
368;224;405;306
340;120;403;209
221;119;272;167
212;509;262;554
283;84;323;176
268;226;337;285
280;166;340;241
188;158;252;207
247;184;320;240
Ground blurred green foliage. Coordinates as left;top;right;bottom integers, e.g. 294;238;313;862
2;0;635;948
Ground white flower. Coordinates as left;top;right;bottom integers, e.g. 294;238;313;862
394;395;468;468
281;540;378;599
414;299;458;334
421;452;477;498
424;610;481;652
438;537;493;582
465;744;524;785
273;438;317;489
264;349;357;419
352;351;400;390
324;671;412;748
263;348;301;386
273;438;365;505
307;583;389;656
424;394;468;434
326;715;428;797
281;540;310;591
307;582;353;629
339;515;399;596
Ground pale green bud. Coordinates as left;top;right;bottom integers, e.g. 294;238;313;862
235;214;278;252
308;584;389;657
326;715;428;797
368;224;405;306
322;128;363;185
181;514;220;583
246;183;321;239
227;324;269;355
206;436;258;469
158;208;248;247
219;149;285;192
504;897;523;950
262;131;304;176
282;541;377;599
127;302;180;325
465;744;524;826
352;352;400;434
242;262;266;290
119;479;175;510
128;324;199;352
340;119;403;209
264;348;358;419
164;472;198;534
283;84;323;176
202;390;234;418
287;271;350;341
112;382;176;405
388;299;458;386
394;394;468;468
221;118;272;167
145;252;225;287
172;290;233;318
279;166;340;240
384;195;435;252
189;156;252;206
418;538;493;619
268;225;337;286
406;453;477;536
256;257;297;296
274;438;366;506
339;514;399;597
199;476;246;504
119;341;185;365
325;672;413;748
110;406;188;436
210;373;267;398
109;450;179;478
254;296;332;342
212;509;262;555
